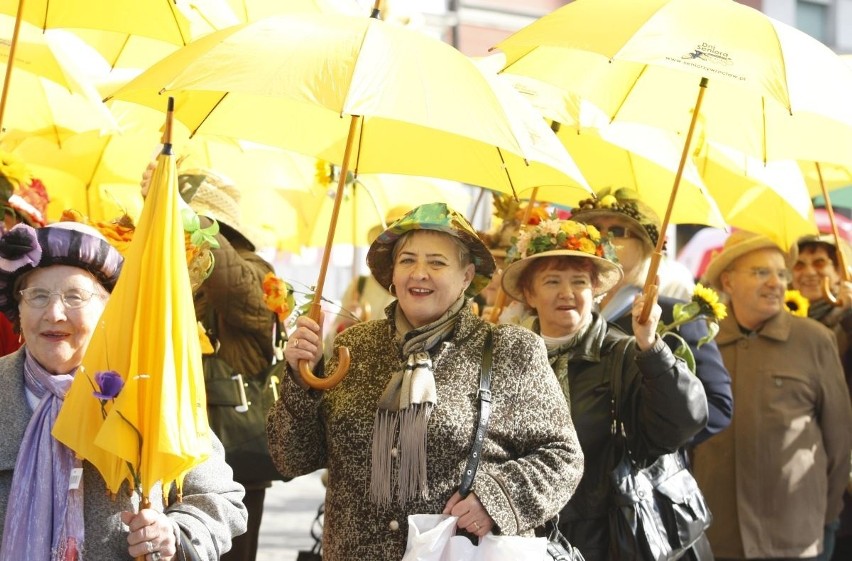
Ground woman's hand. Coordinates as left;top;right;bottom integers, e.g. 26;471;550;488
632;292;661;351
443;491;495;537
121;509;177;561
285;314;324;373
140;160;157;199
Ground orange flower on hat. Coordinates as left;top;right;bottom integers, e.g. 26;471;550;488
262;272;295;321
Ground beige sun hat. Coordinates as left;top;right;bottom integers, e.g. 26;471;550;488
701;230;790;291
179;168;257;250
501;218;622;301
796;233;852;271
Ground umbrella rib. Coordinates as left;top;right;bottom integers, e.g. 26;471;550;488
609;64;649;124
190;93;229;137
496;146;519;200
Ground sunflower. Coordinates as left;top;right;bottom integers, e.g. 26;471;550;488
692;283;727;321
784;289;810;317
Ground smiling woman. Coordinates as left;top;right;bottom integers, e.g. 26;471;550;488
269;202;585;561
500;217;707;561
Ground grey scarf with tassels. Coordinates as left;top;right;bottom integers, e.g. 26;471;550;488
369;296;466;508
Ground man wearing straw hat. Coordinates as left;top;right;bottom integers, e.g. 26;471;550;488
695;230;852;560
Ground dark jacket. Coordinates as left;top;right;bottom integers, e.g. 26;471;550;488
547;313;708;561
612;294;733;445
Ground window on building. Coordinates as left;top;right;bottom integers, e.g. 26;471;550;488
797;0;829;43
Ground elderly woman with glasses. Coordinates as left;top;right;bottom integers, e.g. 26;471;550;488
0;222;247;561
501;217;707;561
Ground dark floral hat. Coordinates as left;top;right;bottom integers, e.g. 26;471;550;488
0;222;124;322
569;187;661;251
367;202;496;297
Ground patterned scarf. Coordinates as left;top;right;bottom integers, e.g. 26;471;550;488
0;352;85;561
369;296;466;508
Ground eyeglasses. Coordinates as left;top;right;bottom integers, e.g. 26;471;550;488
589;224;634;239
730;267;792;283
19;287;101;309
792;257;832;272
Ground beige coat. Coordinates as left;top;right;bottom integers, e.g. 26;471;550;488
693;310;852;558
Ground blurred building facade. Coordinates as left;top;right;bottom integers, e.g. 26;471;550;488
405;0;852;56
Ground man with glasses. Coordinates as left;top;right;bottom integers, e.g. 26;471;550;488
792;234;852;561
696;230;852;561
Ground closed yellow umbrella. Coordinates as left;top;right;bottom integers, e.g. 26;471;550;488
53;102;210;501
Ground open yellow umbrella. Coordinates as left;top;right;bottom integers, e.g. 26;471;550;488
108;9;593;389
53;101;210;502
494;0;852;319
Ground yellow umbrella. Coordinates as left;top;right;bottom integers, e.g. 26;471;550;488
108;10;593;389
531;117;726;229
287;173;472;248
53;102;210;501
694;140;818;250
494;0;852;318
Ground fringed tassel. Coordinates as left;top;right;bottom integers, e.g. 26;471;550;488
369;409;399;508
397;402;433;505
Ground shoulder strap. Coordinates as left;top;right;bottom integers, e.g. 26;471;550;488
459;328;494;497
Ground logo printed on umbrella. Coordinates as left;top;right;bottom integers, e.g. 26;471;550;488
681;42;733;66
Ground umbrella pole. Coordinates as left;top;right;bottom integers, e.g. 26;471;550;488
0;0;27;132
488;187;539;323
296;118;358;390
639;77;709;324
816;162;849;305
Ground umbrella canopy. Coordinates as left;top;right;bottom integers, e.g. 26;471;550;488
694;140;818;250
285;173;472;248
107;13;591;199
532;118;726;229
53;111;210;499
495;0;852;166
0;0;193;47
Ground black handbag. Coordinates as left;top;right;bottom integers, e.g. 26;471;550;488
607;339;712;561
460;330;585;561
295;503;325;561
203;318;288;483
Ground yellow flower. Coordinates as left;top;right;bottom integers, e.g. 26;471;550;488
577;237;597;255
693;283;727;321
784;289;810;317
0;151;30;188
560;220;584;237
585;224;601;242
315;159;333;185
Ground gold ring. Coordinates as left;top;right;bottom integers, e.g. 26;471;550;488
293;338;299;348
473;521;480;530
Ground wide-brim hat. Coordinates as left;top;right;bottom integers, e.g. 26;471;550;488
502;249;622;301
702;230;788;291
0;222;124;322
179;168;257;251
366;202;496;297
570;187;660;251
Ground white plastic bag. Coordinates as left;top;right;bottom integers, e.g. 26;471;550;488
402;514;547;561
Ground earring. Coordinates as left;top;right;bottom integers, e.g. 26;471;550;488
389;283;396;296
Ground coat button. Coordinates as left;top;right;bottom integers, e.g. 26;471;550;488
391;447;399;458
389;520;400;531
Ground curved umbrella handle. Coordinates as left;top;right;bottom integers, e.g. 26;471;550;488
822;277;843;307
298;346;351;391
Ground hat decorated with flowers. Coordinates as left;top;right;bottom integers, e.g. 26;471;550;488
569;187;661;251
501;218;622;301
179;168;257;250
367;202;496;297
0;222;124;322
477;194;550;259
